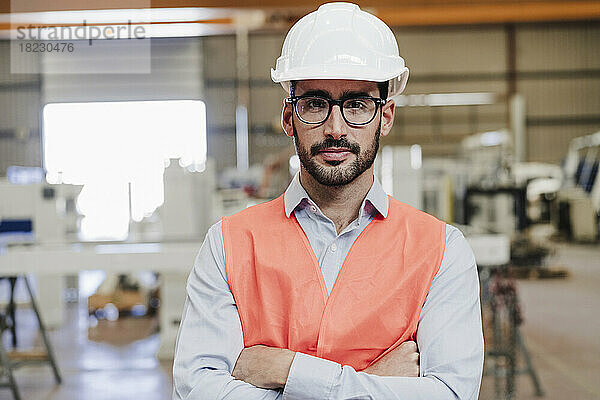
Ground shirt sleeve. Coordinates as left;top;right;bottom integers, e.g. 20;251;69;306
282;224;484;400
172;221;283;400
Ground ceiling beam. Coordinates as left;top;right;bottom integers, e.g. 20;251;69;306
1;1;599;26
378;1;600;25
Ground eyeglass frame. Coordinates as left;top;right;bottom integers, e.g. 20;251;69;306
284;94;387;126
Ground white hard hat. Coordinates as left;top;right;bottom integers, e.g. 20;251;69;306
271;2;409;97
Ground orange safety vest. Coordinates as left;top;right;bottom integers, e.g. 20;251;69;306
222;194;446;371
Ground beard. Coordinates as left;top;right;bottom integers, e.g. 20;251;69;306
292;121;381;187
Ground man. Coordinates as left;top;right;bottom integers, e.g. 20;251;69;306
173;3;484;399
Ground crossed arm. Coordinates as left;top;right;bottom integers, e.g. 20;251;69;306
232;341;420;390
172;222;484;400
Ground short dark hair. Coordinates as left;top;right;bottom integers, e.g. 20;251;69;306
289;80;389;99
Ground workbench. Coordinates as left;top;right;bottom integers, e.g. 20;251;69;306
0;241;199;359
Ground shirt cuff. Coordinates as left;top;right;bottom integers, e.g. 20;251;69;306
282;352;339;400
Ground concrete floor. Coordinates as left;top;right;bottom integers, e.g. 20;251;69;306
1;242;599;400
479;242;600;400
1;305;172;400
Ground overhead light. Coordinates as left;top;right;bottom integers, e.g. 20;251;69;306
143;22;234;37
5;8;233;25
395;92;497;107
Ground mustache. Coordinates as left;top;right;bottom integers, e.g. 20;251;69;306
310;138;361;156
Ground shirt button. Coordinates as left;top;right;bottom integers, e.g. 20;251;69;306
311;205;317;213
330;243;337;252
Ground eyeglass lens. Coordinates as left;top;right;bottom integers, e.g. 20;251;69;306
296;97;377;124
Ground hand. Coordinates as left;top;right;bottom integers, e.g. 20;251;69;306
362;341;420;377
232;345;296;389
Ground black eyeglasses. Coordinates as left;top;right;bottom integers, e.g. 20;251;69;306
285;95;386;126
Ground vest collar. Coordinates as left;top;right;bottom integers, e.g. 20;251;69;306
283;172;389;219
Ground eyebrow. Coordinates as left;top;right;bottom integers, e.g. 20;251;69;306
297;89;374;98
299;89;330;97
341;90;373;98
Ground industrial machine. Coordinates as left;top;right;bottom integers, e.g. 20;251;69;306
374;145;423;210
0;160;219;360
132;159;218;242
0;168;82;245
460;130;522;236
557;131;600;242
421;157;468;223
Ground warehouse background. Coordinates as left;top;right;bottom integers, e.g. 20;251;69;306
1;21;599;171
0;1;599;399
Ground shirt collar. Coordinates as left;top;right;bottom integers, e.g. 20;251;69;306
283;172;389;218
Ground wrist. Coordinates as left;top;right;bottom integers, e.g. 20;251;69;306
276;349;296;388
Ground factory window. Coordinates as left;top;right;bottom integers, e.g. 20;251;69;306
42;100;207;241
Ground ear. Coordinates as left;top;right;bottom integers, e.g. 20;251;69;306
281;101;294;137
379;99;395;137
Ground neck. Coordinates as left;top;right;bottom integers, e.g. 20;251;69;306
299;167;374;234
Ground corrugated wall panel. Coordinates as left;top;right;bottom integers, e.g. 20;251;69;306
528;125;600;162
249;86;285;128
0;41;41;84
203;36;236;80
405;80;507;94
519;78;600;117
0;89;40;129
43;38;203;103
396;27;507;75
517;24;600;71
516;23;600;163
204;86;237;126
249;34;285;81
0;41;42;174
203;35;238;170
207;130;236;169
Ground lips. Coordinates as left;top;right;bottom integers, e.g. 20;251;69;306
318;147;352;161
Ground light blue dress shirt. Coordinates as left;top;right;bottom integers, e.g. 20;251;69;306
173;173;484;400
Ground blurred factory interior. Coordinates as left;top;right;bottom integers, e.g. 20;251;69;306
0;0;599;399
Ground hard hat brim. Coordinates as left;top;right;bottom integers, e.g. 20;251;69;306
272;67;409;97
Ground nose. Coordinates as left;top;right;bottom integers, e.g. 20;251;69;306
323;104;347;140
